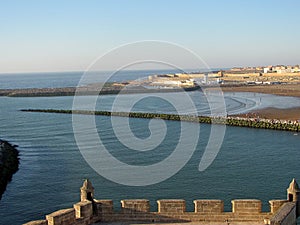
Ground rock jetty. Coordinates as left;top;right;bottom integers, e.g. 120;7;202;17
21;109;300;132
0;139;19;200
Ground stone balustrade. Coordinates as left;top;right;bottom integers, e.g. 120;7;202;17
23;179;300;225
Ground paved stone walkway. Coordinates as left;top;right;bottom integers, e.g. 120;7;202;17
93;222;265;225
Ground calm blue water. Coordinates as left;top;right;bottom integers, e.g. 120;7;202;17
0;72;300;225
0;69;200;89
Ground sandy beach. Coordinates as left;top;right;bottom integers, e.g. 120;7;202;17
220;83;300;97
216;84;300;121
232;107;300;121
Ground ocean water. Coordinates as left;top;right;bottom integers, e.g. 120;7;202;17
0;69;196;89
0;72;299;224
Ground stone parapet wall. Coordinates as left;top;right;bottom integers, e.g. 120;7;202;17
121;199;150;213
269;202;296;225
269;200;289;214
94;200;113;214
194;199;224;213
24;220;48;225
22;178;300;225
74;201;93;221
232;199;262;214
223;73;261;77
46;208;76;225
25;198;294;225
157;199;186;213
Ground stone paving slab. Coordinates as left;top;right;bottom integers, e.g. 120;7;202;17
92;222;265;225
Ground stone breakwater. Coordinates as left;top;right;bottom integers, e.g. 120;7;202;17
21;109;300;132
0;85;199;97
0;139;19;200
23;179;300;225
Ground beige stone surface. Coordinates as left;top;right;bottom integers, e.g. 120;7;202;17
92;222;265;225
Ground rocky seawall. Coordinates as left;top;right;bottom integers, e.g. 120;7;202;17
22;109;300;132
0;139;19;200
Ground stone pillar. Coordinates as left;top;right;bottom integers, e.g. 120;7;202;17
231;199;262;214
74;201;93;219
194;200;224;213
287;178;300;217
94;199;114;221
269;200;288;213
121;199;150;213
80;179;94;202
157;199;186;213
46;208;75;225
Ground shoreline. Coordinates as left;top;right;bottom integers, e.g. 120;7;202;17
1;83;300;98
2;83;299;122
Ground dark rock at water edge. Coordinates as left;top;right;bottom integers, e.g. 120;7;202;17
0;139;19;200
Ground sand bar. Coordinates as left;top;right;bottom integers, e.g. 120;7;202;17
219;84;300;97
232;107;300;121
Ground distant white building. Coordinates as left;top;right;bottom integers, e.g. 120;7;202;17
293;65;300;72
263;67;270;73
262;65;299;74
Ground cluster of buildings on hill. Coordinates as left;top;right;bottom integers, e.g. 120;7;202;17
263;65;300;74
228;65;300;74
125;64;300;89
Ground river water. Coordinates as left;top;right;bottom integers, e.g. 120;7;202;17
0;71;299;224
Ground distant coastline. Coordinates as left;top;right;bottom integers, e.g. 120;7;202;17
0;84;200;97
1;83;300;98
1;67;300;98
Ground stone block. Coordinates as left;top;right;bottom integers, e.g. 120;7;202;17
94;200;113;214
269;200;288;213
121;199;150;213
74;200;93;218
231;199;262;213
194;199;224;213
157;199;186;213
46;208;75;225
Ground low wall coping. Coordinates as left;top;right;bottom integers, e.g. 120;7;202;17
157;199;185;202
46;208;74;217
194;199;223;202
232;199;261;202
74;200;92;206
121;199;149;202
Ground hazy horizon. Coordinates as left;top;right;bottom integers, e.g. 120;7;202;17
0;67;231;75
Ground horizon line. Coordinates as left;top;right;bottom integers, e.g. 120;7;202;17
0;67;230;75
1;63;299;75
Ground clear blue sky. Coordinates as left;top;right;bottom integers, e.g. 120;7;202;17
1;0;300;73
